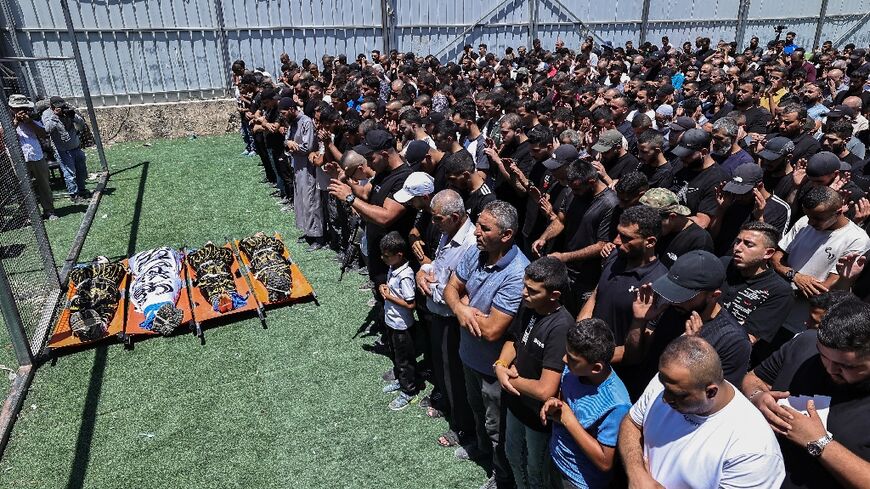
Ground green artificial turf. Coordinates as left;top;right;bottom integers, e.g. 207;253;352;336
0;135;485;488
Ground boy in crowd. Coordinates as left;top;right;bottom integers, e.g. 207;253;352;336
541;318;631;489
379;231;420;410
494;257;574;489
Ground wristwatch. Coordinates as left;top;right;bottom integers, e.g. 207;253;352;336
345;194;356;205
785;268;796;282
807;432;833;457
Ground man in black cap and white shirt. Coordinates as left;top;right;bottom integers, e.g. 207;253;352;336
668;128;729;229
787;151;865;221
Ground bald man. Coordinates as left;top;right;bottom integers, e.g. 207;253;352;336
619;336;785;488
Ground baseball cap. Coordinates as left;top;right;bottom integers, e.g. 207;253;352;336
543;144;579;170
655;104;674;117
7;94;33;109
393;172;435;203
353;129;395;156
423;112;444;125
668;116;696;132
806;151;849;177
591;129;623;153
277;97;296;110
723;164;763;194
652;250;726;303
850;48;866;60
671;128;711;158
404;140;431;165
639;187;691;216
758;136;795;161
827;105;856;119
49;96;66;108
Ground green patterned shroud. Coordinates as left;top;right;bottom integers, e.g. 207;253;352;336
186;242;247;312
238;233;293;302
68;259;126;341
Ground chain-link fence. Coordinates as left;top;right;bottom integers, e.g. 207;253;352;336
0;2;108;453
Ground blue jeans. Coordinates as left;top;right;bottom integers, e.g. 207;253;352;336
56;147;87;196
240;120;255;152
505;409;551;489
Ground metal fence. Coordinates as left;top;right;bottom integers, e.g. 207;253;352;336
0;0;867;107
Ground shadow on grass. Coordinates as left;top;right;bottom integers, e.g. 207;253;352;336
63;344;108;489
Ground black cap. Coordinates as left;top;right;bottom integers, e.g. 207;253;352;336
423;112;444;125
827;105;856;119
671;128;711;157
850;48;866;60
404;140;430;165
723;164;763;194
49;96;66;108
277;97;296;110
758;137;795;161
543;144;579;170
806;151;849;177
353;129;395;156
668;116;696;132
652;250;725;303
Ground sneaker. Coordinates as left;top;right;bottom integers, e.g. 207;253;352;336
307;241;325;252
388;392;418;411
68;195;83;204
479;476;497;489
367;297;378;308
240;150;250;157
44;212;59;221
382;369;396;382
296;236;308;244
382;380;401;394
454;444;484;461
358;280;373;291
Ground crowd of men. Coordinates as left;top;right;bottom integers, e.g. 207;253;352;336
234;31;870;489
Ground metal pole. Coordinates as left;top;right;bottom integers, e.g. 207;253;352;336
528;0;538;50
212;0;233;95
0;0;39;97
0;90;60;290
832;11;870;48
734;0;752;51
59;0;109;174
639;0;651;45
0;261;32;366
380;0;391;54
812;0;830;51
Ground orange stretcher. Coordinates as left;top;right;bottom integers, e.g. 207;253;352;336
123;256;196;338
233;232;316;308
182;242;262;330
49;264;129;349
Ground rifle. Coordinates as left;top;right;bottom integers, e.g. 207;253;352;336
339;213;362;282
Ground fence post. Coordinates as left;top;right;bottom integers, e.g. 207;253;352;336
639;0;651;45
0;261;32;367
213;0;233;95
812;0;830;51
380;0;392;54
58;0;108;175
735;0;752;51
528;0;538;49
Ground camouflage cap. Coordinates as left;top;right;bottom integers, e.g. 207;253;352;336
639;187;691;216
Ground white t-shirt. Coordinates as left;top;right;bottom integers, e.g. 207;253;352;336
779;216;870;282
629;375;785;489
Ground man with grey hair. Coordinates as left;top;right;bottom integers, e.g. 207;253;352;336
417;189;477;449
711;117;754;176
445;199;529;489
619;336;785;488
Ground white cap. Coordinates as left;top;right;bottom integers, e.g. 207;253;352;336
393;172;435;203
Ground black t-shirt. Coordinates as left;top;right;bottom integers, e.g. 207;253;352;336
718;257;794;344
495;140;536;216
505;304;572;431
617;119;639;156
366;163;415;260
697;308;751;386
606;153;640;181
557;188;619;289
766;170;795;200
656;222;714;268
754;330;870;489
713;196;791;256
465;182;496;223
740;105;773;134
593;253;668;346
669;161;729;216
639;160;675;189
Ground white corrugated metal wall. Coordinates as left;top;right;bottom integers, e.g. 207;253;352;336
0;0;867;106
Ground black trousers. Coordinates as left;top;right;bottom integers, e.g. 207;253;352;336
388;325;419;395
430;314;475;438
